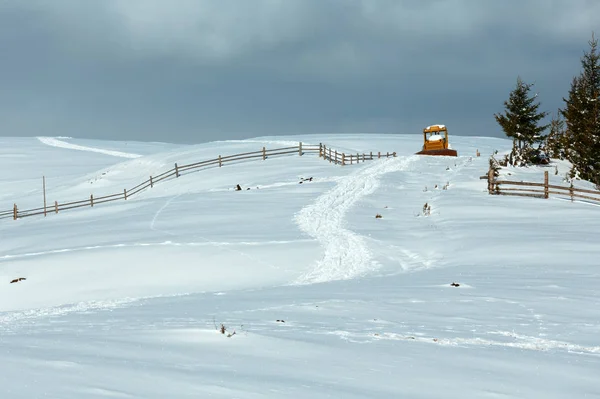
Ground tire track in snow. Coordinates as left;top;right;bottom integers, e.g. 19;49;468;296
37;137;141;159
0;298;140;333
294;156;417;284
149;195;287;273
328;330;600;355
0;239;314;263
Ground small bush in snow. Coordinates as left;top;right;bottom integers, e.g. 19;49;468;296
422;203;431;216
218;323;236;338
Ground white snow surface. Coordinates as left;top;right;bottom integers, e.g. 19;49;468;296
0;133;599;398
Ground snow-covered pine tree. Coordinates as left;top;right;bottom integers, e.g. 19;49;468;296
494;77;549;166
561;34;600;185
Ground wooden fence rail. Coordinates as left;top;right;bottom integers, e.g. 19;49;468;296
486;168;600;203
319;143;396;165
1;142;394;221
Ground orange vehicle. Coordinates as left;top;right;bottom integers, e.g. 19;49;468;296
415;124;458;157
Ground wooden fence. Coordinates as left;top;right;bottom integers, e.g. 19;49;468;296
486;168;600;203
1;142;397;221
1;143;317;221
320;144;396;165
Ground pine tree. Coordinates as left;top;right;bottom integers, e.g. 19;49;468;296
494;77;549;166
561;33;600;183
545;110;568;159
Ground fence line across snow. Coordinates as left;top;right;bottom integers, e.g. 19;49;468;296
1;142;396;221
485;167;600;204
319;143;396;165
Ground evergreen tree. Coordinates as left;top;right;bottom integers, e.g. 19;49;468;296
545;110;568;159
495;77;549;166
561;34;600;183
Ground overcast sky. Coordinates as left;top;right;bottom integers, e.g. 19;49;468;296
0;1;598;144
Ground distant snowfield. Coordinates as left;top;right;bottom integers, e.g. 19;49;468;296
0;134;599;398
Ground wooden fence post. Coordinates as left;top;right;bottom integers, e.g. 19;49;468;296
393;152;397;157
175;163;180;178
329;148;332;163
362;154;365;162
43;176;47;217
356;153;359;162
487;169;494;194
219;155;222;167
55;201;58;214
570;182;574;202
386;152;389;158
322;145;326;160
150;176;153;188
378;151;381;159
124;189;127;200
90;194;94;207
319;143;322;158
263;147;266;160
370;151;373;160
544;171;549;199
342;153;346;166
299;142;303;156
13;204;17;220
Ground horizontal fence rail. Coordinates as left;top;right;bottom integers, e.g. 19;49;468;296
486;168;600;203
1;142;394;222
319;143;397;165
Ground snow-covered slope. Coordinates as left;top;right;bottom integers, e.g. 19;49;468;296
0;134;598;398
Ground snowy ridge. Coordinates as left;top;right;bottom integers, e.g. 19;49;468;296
37;137;142;158
219;138;307;147
294;156;416;284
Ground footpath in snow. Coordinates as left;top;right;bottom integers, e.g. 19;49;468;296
294;156;416;284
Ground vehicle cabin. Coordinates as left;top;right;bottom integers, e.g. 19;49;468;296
422;125;449;151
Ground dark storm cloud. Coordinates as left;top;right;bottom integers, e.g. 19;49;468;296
0;0;598;143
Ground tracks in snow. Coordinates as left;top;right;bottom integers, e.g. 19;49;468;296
327;329;600;355
294;156;416;284
37;137;142;159
0;298;140;333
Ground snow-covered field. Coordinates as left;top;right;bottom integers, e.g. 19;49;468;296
0;134;599;398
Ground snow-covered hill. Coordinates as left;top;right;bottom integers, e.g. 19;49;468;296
0;134;598;398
